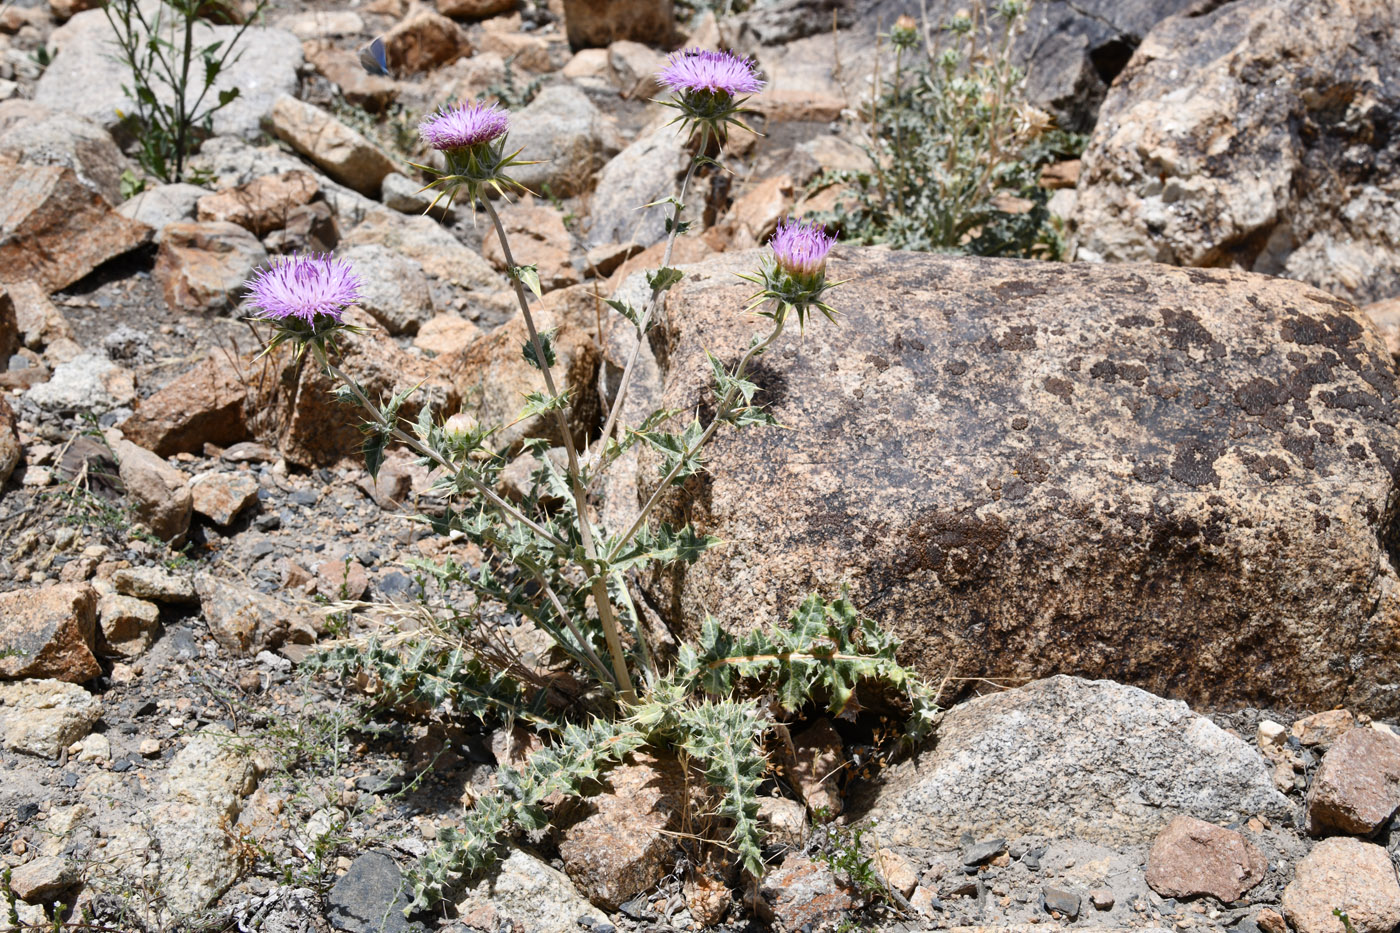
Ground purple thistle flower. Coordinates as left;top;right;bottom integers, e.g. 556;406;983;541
769;218;837;278
419;100;510;152
247;253;361;326
658;48;765;97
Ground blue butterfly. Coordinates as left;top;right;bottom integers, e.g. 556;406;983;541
359;37;389;76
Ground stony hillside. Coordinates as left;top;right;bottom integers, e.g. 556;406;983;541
1;0;1399;932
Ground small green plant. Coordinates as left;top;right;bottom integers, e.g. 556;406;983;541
814;820;883;899
820;3;1084;258
103;0;269;183
1334;909;1358;933
486;54;543;110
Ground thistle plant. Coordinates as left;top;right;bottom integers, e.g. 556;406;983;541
251;49;938;916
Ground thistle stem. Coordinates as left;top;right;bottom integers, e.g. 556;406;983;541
585;151;705;489
609;308;787;559
480;197;639;702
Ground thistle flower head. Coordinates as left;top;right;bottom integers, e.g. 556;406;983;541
411;100;533;208
738;217;841;331
657;48;764;145
658;48;765;97
246;252;361;326
418;101;510;152
770;217;837;280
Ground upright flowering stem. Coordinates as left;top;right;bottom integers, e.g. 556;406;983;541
612;217;839;557
589;49;766;486
609;309;787;558
586;152;704;483
480;196;639;702
417;100;640;701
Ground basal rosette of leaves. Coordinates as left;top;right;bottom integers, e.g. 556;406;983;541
250;50;939;917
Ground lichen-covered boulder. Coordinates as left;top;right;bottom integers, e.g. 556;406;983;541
1070;0;1400;307
615;247;1400;714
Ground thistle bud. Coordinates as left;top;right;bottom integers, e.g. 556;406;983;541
891;15;920;50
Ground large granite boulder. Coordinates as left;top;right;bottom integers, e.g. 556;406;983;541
612;248;1400;714
1070;0;1400;306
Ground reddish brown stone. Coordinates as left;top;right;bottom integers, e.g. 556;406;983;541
558;753;685;910
154;221;268;314
1306;727;1400;836
0;584;100;683
561;0;675;49
383;10;470;74
0;161;151;292
189;471;260;526
315;558;369;601
121;353;252;457
1146;815;1267;903
1283;838;1400;933
196;171;319;236
1292;709;1355;747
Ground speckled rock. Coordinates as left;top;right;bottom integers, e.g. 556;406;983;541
1305;727;1400;836
585;115;687;250
25;352;135;414
618;248;1400;713
111;437;192;544
125;725;268;916
455;848;605;933
194;572;315;654
0;107;131;205
0;679;100;758
507;84;622;197
112;566;198;604
0;584;99;683
34;11;302;142
1070;0;1400;306
96;593;160;660
269;95;396;197
759;854;855;931
1145;816;1267;902
860;676;1288;849
0;395;19;488
337;244;434;335
1282;838;1400;933
558;753;684;910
